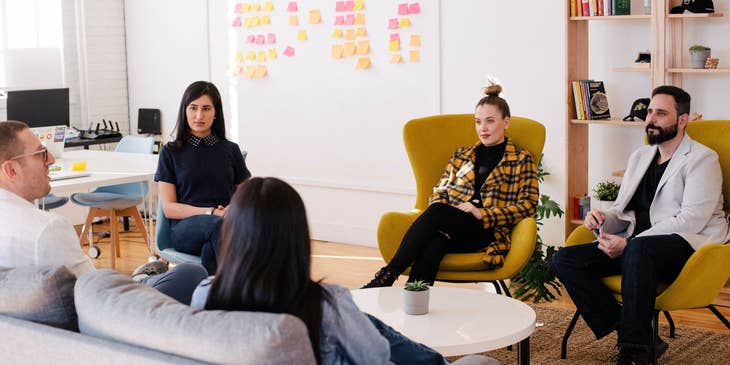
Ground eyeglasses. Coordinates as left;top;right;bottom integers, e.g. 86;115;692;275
10;147;49;162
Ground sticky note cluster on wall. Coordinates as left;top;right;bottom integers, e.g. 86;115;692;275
331;1;370;70
231;2;277;79
387;2;421;65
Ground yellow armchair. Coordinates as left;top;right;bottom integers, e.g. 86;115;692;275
377;114;546;294
561;120;730;360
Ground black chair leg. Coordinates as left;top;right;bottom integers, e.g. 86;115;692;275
652;311;659;365
490;281;502;295
708;305;730;330
561;311;580;359
499;280;512;297
662;311;675;338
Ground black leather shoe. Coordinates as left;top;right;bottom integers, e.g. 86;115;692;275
361;267;398;288
655;336;669;359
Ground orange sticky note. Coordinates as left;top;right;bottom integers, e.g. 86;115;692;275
409;50;420;63
399;18;411;27
257;51;266;62
356;40;370;55
388;39;400;51
252;3;261;11
297;29;308;40
233;63;243;76
343;42;356;56
309;9;322;24
355;57;371;70
331;29;343;38
268;48;277;60
246;51;256;60
244;66;256;78
409;34;421;47
331;44;344;59
263;1;274;11
260;15;270;25
356;27;367;37
354;0;365;10
355;13;365;25
345;29;356;41
390;54;402;64
71;161;87;171
254;65;268;78
289;15;299;26
235;51;243;62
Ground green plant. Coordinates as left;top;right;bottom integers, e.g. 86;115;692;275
511;154;564;303
404;280;429;291
689;44;710;52
593;180;620;201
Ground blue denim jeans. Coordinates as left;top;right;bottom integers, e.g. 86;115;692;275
366;313;446;365
170;215;223;275
551;234;693;352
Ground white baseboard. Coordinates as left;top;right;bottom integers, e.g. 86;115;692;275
310;221;378;248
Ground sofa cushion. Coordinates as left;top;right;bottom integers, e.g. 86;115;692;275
75;270;316;365
0;266;78;331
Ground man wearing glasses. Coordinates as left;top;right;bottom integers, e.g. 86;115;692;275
0;121;207;304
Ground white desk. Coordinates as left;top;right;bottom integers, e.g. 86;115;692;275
351;286;535;363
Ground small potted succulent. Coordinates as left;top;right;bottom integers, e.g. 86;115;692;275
403;280;430;315
592;180;620;212
689;45;711;69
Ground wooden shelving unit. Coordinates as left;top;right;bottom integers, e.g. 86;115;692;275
667;68;730;73
570;119;647;126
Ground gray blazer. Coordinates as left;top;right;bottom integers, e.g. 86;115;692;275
604;133;730;250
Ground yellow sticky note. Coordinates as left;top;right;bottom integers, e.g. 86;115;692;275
268;48;277;60
399;18;411;27
71;161;87;171
241;3;251;12
244;17;253;28
409;50;420;63
390;54;402;64
254;65;267;78
355;57;371;70
252;3;261;11
356;40;370;55
345;29;356;41
343;42;356;56
409;34;421;47
264;1;274;11
289;15;299;26
309;9;322;24
355;13;365;25
246;51;256;60
233;63;243;76
388;39;400;51
354;0;365;11
251;16;260;26
331;29;343;38
297;29;308;40
356;27;367;37
257;51;266;63
244;66;256;78
261;15;270;25
235;51;243;62
331;44;344;59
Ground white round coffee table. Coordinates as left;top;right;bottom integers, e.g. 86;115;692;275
351;286;535;364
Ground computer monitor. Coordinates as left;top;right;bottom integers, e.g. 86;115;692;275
6;88;70;128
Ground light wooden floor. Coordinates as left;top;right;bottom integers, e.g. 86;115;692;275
80;220;730;333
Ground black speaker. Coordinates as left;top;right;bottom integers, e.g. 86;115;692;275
138;108;161;134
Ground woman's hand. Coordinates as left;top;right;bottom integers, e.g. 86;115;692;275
456;202;483;220
212;205;227;217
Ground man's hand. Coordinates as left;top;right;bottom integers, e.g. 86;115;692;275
597;232;627;259
456;202;483;220
584;209;605;230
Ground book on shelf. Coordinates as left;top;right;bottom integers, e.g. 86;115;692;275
571;80;611;120
581;0;590;17
613;0;630;15
571;0;577;17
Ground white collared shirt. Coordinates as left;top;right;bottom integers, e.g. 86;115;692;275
0;188;95;277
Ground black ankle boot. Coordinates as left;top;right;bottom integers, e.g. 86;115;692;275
361;267;398;289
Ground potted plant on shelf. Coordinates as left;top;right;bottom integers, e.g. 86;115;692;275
689;45;711;69
403;280;430;315
592;180;620;212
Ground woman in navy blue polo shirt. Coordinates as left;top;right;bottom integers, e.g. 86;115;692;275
154;81;250;274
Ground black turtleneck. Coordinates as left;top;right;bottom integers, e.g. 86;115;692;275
469;139;508;207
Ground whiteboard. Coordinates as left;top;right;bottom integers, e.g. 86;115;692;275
223;0;439;191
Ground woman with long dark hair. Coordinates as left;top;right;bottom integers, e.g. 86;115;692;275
154;81;250;274
191;178;495;365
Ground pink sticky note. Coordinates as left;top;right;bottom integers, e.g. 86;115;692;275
283;46;295;57
390;33;400;41
388;18;398;29
234;3;242;13
344;1;355;11
267;33;276;44
336;1;345;12
246;34;255;43
287;1;298;12
398;3;409;15
345;14;355;25
232;17;242;27
334;16;345;25
409;3;421;14
255;35;265;45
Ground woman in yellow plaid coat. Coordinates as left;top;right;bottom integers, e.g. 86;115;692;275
363;83;539;288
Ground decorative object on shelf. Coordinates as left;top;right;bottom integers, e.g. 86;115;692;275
670;0;715;14
622;97;650;121
403;280;430;315
689;45;711;69
643;0;651;15
571;80;611;120
591;180;620;212
705;57;720;69
691;112;704;121
633;50;651;65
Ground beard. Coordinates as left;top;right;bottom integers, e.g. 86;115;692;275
645;120;679;145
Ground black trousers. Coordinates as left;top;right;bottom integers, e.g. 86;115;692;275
386;203;494;284
551;234;693;352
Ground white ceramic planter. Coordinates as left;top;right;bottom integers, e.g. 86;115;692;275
591;198;615;213
403;288;430;315
690;50;711;69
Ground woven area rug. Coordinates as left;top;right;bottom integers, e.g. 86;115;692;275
452;305;730;364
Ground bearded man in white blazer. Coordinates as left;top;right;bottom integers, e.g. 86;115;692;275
552;85;730;365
